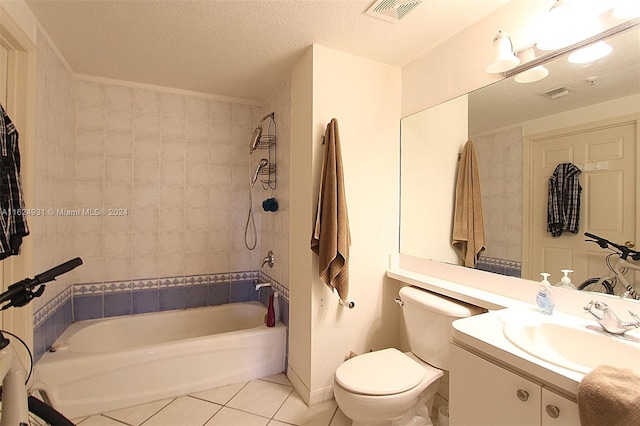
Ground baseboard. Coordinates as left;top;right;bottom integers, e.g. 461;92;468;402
286;366;335;407
286;366;311;405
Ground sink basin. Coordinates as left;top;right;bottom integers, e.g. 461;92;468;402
503;315;640;375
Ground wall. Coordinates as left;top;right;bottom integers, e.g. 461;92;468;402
400;95;468;264
30;29;78;360
259;76;292;321
288;44;403;405
472;126;522;276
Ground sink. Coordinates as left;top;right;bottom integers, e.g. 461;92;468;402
502;313;640;375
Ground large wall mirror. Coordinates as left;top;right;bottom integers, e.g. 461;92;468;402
400;22;639;296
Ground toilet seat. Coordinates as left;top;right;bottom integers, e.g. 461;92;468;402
335;348;427;396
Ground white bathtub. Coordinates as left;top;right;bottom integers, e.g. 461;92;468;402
33;302;286;419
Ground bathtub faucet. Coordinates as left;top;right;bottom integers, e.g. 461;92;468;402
255;282;271;291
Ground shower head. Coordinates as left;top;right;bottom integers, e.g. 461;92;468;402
249;127;262;154
251;159;269;187
249;112;275;154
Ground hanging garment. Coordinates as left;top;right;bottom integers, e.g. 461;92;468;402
452;140;485;267
311;118;351;302
0;103;29;259
547;162;582;237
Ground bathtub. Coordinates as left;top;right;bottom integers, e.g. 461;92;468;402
33;302;286;419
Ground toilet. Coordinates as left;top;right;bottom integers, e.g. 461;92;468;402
333;286;482;426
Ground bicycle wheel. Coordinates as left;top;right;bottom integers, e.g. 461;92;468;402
0;389;74;426
578;277;615;294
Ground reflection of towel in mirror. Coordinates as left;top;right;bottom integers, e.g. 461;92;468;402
578;364;640;426
452;140;485;267
311;118;351;301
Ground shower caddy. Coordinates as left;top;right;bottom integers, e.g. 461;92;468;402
255;112;276;190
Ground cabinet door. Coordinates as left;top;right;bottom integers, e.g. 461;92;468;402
542;388;580;426
450;344;541;426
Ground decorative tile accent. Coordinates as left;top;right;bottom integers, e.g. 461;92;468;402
475;256;521;277
34;286;72;329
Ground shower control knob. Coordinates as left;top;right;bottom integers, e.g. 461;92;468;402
625;240;635;248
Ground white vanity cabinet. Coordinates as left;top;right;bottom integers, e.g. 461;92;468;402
450;344;580;426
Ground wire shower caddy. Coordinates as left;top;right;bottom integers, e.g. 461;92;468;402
255;112;276;190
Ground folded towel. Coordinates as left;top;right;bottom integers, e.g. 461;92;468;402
452;140;485;267
310;118;351;301
578;364;640;426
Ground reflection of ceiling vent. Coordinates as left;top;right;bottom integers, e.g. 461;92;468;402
366;0;422;23
540;86;571;99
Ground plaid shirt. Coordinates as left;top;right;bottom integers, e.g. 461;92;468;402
0;103;29;259
547;163;581;237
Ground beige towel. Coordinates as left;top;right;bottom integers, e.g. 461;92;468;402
578;365;640;426
311;118;351;301
452;140;485;267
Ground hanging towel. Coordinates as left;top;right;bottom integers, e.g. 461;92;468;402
547;162;582;237
452;140;485;267
578;364;640;426
311;118;351;301
0;103;29;260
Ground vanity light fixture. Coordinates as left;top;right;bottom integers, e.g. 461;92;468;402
536;0;600;51
514;47;549;83
613;0;640;19
568;41;613;64
485;30;520;74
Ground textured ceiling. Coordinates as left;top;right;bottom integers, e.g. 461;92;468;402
469;25;640;134
25;0;510;102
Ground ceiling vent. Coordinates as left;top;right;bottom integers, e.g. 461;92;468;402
540;86;571;99
366;0;422;23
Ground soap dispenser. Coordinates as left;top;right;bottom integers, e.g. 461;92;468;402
556;269;576;289
536;273;555;315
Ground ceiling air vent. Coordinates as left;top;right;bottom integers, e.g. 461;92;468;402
540;87;571;99
366;0;422;23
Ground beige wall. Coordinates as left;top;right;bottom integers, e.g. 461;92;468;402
400;95;468;263
288;44;403;404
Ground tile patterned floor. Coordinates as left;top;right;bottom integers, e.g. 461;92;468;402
73;374;352;426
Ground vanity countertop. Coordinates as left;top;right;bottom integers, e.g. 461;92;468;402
451;309;586;397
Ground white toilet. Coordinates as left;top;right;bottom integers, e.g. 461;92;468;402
333;286;482;426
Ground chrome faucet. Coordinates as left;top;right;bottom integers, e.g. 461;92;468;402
255;281;271;291
262;250;275;268
584;301;640;335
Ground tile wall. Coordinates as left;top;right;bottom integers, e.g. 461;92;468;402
30;30;77;348
473;127;522;277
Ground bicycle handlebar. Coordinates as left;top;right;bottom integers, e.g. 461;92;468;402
0;257;83;310
584;233;640;261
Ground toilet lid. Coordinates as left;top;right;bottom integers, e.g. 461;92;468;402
335;348;426;396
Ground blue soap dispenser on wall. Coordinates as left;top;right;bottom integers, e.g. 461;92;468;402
536;273;555;315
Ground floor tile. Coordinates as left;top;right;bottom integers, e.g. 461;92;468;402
205;406;270;426
267;421;295;426
329;407;352;426
227;379;293;418
191;381;249;405
274;392;337;426
142;396;222;426
74;415;130;425
260;373;292;387
102;398;173;425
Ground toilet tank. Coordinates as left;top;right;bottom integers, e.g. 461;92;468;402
399;286;482;370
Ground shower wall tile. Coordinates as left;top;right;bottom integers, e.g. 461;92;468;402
473;126;523;275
